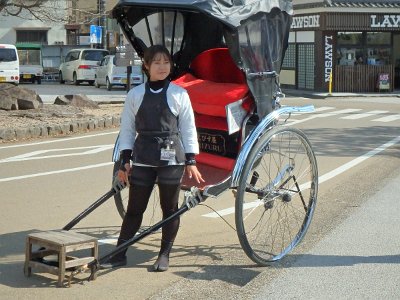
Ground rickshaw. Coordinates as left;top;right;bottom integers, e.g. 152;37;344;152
53;0;318;280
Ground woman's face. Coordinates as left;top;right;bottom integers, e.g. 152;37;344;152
145;53;171;81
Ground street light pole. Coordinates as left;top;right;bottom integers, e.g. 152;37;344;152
98;0;107;49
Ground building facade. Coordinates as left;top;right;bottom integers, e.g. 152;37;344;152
281;0;400;92
65;0;121;50
0;0;68;46
0;0;124;71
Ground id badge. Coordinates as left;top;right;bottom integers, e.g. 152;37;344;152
160;148;176;161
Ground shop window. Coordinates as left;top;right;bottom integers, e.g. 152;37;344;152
337;32;392;66
367;32;390;45
337;32;362;46
337;48;364;65
367;48;391;65
282;43;295;69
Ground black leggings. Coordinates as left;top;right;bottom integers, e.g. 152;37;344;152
118;165;185;244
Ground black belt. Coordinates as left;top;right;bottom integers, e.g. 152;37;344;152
137;131;179;138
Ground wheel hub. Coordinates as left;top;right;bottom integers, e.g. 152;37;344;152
281;192;292;203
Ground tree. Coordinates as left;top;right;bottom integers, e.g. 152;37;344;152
0;0;101;23
0;0;68;22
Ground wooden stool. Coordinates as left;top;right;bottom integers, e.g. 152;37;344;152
24;230;98;287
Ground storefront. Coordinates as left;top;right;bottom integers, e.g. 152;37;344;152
281;7;400;92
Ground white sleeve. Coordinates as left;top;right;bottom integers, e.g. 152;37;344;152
178;90;199;154
118;91;136;151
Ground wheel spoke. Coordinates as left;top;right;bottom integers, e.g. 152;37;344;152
236;127;318;265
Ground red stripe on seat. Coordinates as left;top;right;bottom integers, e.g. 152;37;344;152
196;152;235;171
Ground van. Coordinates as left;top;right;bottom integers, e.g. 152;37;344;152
0;44;19;85
59;48;109;85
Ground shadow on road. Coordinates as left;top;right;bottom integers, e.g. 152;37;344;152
0;227;252;288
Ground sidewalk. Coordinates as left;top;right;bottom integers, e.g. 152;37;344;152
283;87;400;99
254;170;400;299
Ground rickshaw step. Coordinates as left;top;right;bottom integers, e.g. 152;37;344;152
24;230;98;287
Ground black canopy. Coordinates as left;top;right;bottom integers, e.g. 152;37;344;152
113;0;293;117
114;0;292;29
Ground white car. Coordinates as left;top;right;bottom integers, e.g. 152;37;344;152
0;44;19;85
94;55;143;91
59;48;109;85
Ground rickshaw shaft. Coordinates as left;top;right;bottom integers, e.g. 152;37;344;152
95;203;190;266
63;189;117;231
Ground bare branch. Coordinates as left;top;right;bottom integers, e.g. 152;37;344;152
0;0;107;23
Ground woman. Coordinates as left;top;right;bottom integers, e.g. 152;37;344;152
101;45;204;271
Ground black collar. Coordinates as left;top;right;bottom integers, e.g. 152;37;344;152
148;79;168;91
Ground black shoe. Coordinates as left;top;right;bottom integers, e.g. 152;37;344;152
152;240;174;272
152;254;169;272
100;256;127;269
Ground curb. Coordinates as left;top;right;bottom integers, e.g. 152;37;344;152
0;114;121;143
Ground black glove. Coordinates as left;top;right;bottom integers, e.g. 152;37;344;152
119;149;132;171
185;153;196;165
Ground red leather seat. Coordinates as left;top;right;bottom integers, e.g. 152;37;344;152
173;48;253;118
173;48;253;172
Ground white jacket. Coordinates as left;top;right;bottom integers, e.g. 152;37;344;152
119;82;199;154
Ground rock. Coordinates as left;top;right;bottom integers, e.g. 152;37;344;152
0;97;18;110
54;94;99;109
0;83;43;110
17;98;41;109
0;83;19;110
0;128;16;141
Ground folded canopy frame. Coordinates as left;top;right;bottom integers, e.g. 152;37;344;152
112;0;293;118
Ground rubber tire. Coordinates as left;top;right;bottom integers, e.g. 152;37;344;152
59;72;65;84
235;126;318;266
73;73;79;85
106;78;112;91
95;77;100;88
113;161;128;219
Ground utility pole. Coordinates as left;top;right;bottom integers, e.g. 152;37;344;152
98;0;107;49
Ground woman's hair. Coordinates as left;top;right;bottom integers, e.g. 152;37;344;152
142;45;172;78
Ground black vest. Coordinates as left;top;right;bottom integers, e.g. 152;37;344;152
132;82;185;166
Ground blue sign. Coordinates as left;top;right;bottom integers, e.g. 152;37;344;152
90;25;102;44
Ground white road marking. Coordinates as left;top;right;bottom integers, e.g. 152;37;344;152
289;106;335;115
202;134;400;218
372;114;400;123
0;144;114;163
311;106;336;112
340;110;388;120
0;130;119;150
316;108;363;117
287;108;362;126
0;162;113;182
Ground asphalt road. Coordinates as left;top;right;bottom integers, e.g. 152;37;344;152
0;93;399;299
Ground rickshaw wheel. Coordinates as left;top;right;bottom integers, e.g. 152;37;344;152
235;126;318;266
112;161;162;228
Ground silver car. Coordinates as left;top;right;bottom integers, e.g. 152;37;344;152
95;55;143;90
59;48;109;85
